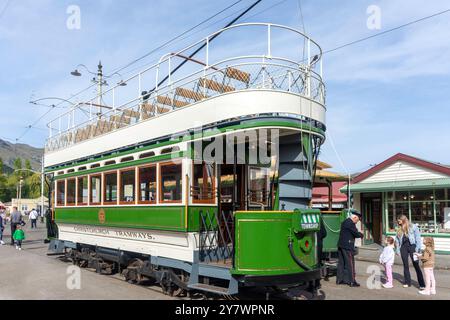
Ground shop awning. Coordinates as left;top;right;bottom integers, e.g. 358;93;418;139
340;178;450;193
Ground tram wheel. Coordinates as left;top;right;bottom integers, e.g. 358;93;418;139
123;259;146;284
172;272;189;297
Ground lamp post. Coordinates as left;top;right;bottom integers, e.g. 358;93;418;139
70;62;126;118
14;167;45;215
18;176;23;212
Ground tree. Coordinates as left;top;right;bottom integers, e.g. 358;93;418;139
0;157;3;174
13;158;22;171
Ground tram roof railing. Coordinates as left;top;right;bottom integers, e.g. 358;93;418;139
45;23;325;153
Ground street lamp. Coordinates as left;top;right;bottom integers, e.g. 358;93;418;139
14;165;46;216
70;61;127;117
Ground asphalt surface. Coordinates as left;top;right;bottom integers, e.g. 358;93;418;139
0;221;449;300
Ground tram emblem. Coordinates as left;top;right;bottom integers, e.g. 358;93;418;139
98;209;106;224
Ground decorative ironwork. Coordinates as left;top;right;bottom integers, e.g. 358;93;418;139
199;210;234;265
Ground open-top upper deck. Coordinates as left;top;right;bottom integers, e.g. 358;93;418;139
45;23;326;167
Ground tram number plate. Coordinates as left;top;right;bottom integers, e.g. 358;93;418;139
300;214;320;230
301;223;319;230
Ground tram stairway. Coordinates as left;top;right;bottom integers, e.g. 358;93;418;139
278;133;313;211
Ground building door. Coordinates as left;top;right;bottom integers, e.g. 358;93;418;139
361;193;382;245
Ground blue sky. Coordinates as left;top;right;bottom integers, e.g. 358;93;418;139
0;0;449;173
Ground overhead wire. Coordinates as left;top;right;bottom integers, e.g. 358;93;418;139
17;0;250;142
18;4;450;145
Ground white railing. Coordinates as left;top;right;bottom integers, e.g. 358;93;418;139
46;23;325;152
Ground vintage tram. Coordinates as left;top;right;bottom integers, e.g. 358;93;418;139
44;23;327;296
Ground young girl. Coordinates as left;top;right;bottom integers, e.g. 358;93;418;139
379;236;395;288
13;224;25;251
419;237;436;295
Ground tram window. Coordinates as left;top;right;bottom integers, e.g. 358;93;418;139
121;156;134;163
160;163;182;202
192;162;215;203
56;180;65;206
78;166;87;171
90;175;102;205
161;146;180;155
67;169;75;173
67;179;76;205
139;166;157;204
139;151;155;159
248;167;270;207
77;176;88;205
105;160;116;166
120;169;135;203
90;163;100;169
104;172;118;204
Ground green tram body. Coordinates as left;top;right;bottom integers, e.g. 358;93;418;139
43;23;328;296
47;122;325;295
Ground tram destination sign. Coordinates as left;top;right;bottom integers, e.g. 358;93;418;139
299;213;320;231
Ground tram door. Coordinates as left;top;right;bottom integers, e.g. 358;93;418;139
218;164;246;244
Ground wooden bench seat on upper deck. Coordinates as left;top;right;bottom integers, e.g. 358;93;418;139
110;115;131;128
122;109;140;119
156;95;189;109
175;87;208;102
140;103;170;119
199;78;235;93
225;67;250;84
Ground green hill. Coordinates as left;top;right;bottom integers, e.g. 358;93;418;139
0;139;43;173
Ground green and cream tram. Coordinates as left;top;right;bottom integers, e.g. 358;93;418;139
45;23;327;296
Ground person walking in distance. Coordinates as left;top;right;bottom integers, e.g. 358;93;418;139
9;207;22;246
29;208;38;229
336;210;364;287
0;212;5;245
13;224;25;251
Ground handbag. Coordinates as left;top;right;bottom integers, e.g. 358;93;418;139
19;220;26;227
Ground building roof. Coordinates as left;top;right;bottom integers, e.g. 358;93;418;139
313;181;348;203
341;178;450;193
352;153;450;184
316;160;332;170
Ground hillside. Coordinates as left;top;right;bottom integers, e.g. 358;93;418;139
0;139;43;172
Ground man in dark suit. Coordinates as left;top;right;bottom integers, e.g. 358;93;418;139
336;210;364;287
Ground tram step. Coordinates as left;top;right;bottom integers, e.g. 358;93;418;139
188;283;229;295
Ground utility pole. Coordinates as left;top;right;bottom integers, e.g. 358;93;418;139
41;156;45;215
18;176;23;212
97;61;103;118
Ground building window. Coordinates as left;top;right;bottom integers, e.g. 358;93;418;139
386;188;450;234
411;201;434;233
77;176;88;205
90;175;102;205
160;163;182;202
104;172;118;204
57;180;65;206
67;179;76;205
120;169;136;203
437;201;450;233
139;166;157;204
192;162;215;203
248;167;270;208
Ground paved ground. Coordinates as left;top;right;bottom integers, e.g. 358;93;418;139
0;221;449;300
0;221;173;300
